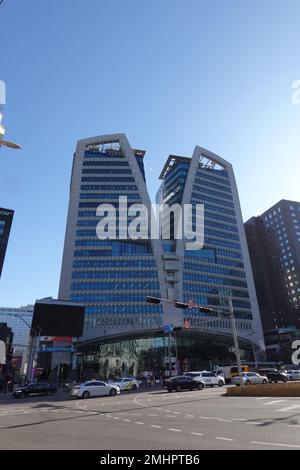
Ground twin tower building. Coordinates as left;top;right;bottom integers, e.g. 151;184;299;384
58;134;265;367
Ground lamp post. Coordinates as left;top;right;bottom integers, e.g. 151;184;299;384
243;329;258;369
226;297;244;387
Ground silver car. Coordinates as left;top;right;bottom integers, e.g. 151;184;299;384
287;370;300;381
184;371;225;387
232;372;268;386
71;380;120;398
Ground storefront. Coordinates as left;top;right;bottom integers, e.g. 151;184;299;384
77;328;255;380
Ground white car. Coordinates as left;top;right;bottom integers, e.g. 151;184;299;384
184;371;225;387
71;380;120;399
232;372;268;386
287;370;300;381
108;377;140;391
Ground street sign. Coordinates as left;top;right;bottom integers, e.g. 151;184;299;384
38;346;75;353
187;298;195;309
163;324;174;334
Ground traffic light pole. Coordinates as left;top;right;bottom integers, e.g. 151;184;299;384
227;297;244;387
146;295;245;386
168;332;172;377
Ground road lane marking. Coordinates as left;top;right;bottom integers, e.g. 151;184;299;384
191;432;204;437
215;437;234;442
255;397;271;400
122;418;131;422
150;425;162;429
135;422;144;425
169;428;181;432
264;400;285;405
251;441;300;449
113;416;120;420
148;414;158;417
277;405;300;412
245;421;261;425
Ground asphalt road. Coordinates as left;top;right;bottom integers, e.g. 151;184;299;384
1;387;300;450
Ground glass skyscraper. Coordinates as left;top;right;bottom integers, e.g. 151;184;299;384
59;134;265;361
245;199;300;331
59;134;163;338
157;147;264;354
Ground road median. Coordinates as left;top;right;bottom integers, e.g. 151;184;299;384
225;382;300;397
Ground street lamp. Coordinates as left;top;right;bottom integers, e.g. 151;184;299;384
145;295;245;387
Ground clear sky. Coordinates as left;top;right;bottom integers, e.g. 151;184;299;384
0;0;300;307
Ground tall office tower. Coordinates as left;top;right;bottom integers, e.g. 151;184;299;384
59;134;164;338
60;136;265;374
245;200;300;331
0;207;14;278
157;147;265;355
0;305;33;358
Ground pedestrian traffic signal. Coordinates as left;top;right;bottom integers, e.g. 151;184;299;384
183;318;191;329
145;296;161;304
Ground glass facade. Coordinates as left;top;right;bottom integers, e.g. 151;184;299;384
158;150;261;337
60;136;264;367
59;138;162;339
245;200;300;332
77;330;253;380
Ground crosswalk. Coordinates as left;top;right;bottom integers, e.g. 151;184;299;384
254;397;300;412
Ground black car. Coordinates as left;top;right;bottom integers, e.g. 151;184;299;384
258;369;288;384
164;375;204;393
13;382;57;398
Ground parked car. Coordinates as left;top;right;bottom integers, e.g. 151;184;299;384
258;368;288;383
13;382;57;398
232;372;268;386
184;371;225;387
107;377;139;391
164;375;204;393
286;370;300;381
71;380;120;399
216;365;249;382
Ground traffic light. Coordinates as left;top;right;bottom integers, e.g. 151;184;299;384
145;296;161;304
198;306;218;315
175;302;188;309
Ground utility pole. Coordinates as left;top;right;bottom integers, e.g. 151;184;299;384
14;314;38;382
168;332;172;377
227;297;244;387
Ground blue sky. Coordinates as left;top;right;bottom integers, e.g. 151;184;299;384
0;0;300;307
